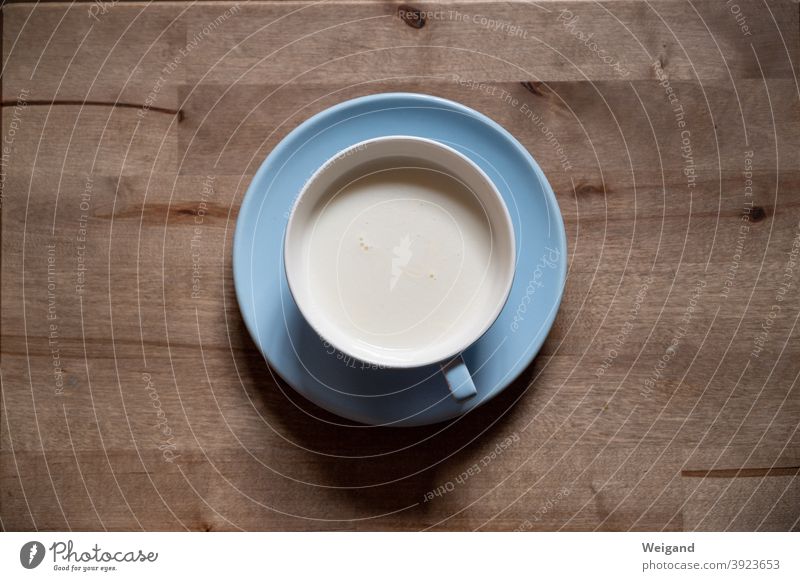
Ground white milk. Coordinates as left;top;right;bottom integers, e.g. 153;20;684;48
301;167;505;355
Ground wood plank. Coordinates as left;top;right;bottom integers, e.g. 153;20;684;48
173;78;799;175
3;1;798;107
683;474;800;531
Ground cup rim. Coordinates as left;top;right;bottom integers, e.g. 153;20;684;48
283;135;516;369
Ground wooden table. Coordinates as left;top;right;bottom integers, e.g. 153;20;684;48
2;0;799;531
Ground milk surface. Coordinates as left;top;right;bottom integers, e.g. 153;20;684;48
302;167;503;355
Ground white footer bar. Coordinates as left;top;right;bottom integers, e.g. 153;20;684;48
1;532;797;580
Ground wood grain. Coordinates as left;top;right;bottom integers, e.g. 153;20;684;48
2;0;799;531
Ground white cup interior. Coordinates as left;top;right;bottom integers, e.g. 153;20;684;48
284;136;515;368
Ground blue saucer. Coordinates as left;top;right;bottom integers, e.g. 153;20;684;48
233;93;567;427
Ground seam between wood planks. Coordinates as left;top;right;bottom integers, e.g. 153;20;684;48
681;466;800;478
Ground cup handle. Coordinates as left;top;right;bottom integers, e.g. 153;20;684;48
441;355;477;401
